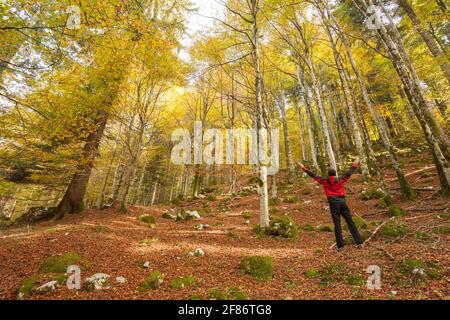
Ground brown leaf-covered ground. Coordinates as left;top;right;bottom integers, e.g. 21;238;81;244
0;153;449;300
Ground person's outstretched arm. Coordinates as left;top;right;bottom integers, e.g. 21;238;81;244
339;158;360;183
299;163;324;184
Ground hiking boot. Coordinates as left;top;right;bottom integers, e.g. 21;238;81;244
336;246;344;252
356;243;365;249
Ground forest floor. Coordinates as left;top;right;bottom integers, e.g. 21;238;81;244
0;152;449;300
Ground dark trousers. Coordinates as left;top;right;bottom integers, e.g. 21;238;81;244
328;197;363;248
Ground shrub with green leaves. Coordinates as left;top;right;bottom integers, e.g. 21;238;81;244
138;271;164;291
265;215;299;239
240;256;273;282
169;276;195;289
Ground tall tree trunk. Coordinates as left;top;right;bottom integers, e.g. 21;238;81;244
322;16;370;179
54;111;109;218
297;68;321;171
397;0;450;84
296;104;307;162
100;123;123;205
329;3;415;198
357;0;450;195
305;53;338;171
356;0;450;158
250;0;269;228
277;93;295;174
151;181;158;206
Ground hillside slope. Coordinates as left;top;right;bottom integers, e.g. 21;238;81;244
0;154;449;300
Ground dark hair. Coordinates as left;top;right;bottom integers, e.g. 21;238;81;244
328;168;337;177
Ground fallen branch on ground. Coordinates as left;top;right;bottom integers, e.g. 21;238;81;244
392;186;435;192
367;243;395;261
365;217;396;244
388;166;434;182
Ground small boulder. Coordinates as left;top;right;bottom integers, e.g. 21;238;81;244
194;224;210;230
186;211;201;220
115;276;127;284
189;248;205;257
84;273;110;291
162;209;177;220
412;268;427;283
143;261;150;269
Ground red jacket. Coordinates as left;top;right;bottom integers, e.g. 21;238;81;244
302;164;359;198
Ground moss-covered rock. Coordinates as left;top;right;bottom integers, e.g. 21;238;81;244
240;256;273;282
284;195;298;203
344;216;369;231
301;224;315;231
39;252;87;274
17;275;40;299
207;287;248;300
380;221;408;238
269;207;279;214
265;215;299;239
378;196;393;209
137;214;156;225
302;189;311;195
361;187;385;201
305;268;319;279
169;276;195;289
432;226;450;235
228;287;248;300
346;273;364;286
388;205;406;217
318;224;333;232
92;225;110;233
138;271;164;291
208;288;229;300
242;211;253;219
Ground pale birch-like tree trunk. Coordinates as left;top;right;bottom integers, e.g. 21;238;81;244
305;53;338;171
397;0;450;84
